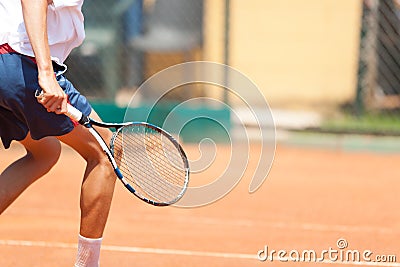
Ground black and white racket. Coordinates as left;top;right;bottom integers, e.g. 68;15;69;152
36;91;189;206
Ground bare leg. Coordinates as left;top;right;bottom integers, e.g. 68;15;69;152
0;134;61;214
57;112;116;238
0;110;115;238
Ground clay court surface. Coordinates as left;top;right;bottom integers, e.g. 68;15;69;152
0;139;399;266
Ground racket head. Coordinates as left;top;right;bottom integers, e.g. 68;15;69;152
110;122;189;206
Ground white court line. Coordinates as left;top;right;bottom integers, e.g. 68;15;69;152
136;214;397;235
184;217;396;234
0;239;254;259
0;239;399;267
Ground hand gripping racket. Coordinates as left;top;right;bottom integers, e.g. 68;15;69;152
36;91;189;206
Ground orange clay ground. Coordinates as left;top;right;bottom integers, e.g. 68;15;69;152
0;139;399;267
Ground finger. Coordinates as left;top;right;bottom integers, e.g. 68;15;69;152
54;108;63;115
35;90;45;102
41;97;59;110
52;94;68;114
38;92;61;107
36;88;67;113
59;97;68;114
54;102;66;114
48;99;64;113
37;94;51;106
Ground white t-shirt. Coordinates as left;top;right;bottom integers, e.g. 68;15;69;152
0;0;85;66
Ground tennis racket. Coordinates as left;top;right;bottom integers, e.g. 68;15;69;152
35;91;190;206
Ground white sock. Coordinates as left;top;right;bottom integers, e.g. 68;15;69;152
74;234;103;267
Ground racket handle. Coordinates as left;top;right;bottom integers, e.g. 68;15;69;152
35;90;89;125
66;103;83;122
66;103;92;126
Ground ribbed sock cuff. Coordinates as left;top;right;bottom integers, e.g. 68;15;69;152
74;235;103;267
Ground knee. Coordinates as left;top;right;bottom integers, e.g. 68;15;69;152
80;156;116;210
84;150;115;180
87;157;114;177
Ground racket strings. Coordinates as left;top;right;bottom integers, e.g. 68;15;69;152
117;140;181;201
113;125;188;204
119;152;171;196
117;145;178;202
119;143;183;201
137;133;186;197
125;132;186;184
142;135;186;183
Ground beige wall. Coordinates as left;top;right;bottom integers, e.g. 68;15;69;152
205;0;363;108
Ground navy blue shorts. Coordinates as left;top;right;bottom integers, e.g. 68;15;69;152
0;47;92;149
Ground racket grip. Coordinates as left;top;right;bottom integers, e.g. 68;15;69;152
35;90;87;125
66;103;83;122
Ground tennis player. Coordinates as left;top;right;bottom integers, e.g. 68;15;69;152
0;0;117;266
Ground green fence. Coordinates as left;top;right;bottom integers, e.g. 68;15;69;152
65;0;231;142
322;0;400;136
63;0;400;138
65;0;228;100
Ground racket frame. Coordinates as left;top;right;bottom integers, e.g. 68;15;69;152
109;121;190;205
35;90;189;206
85;117;189;206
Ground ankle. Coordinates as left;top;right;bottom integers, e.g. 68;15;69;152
74;234;102;267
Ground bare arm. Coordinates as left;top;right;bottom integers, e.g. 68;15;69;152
21;0;67;114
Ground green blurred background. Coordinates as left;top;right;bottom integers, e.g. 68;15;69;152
65;0;400;141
